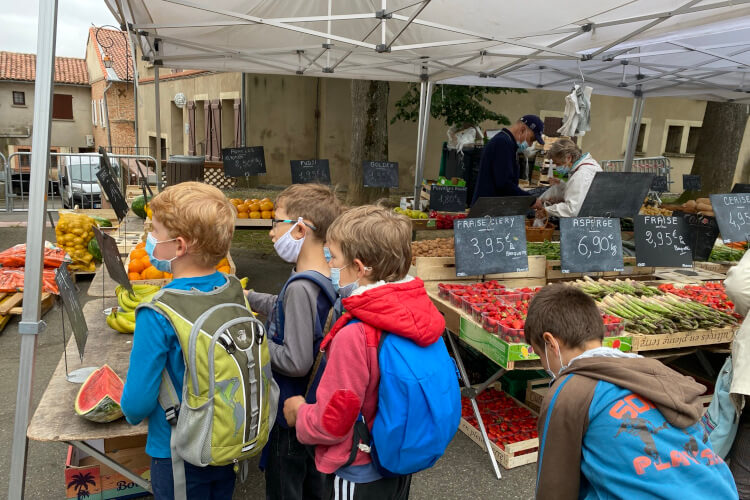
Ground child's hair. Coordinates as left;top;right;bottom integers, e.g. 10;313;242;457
149;182;236;267
275;184;342;241
524;284;604;348
327;205;411;282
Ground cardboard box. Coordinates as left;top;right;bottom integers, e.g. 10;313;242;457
459;316;540;368
65;439;150;500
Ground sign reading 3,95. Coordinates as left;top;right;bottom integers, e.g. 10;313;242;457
560;217;624;273
453;216;528;277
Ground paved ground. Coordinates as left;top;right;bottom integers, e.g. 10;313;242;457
0;218;537;499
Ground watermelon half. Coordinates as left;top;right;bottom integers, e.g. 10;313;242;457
74;365;124;423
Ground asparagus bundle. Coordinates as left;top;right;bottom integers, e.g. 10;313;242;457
570;276;663;300
598;293;738;335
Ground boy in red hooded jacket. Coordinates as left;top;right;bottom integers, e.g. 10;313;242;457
283;205;446;500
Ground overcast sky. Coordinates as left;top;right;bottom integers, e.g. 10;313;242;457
1;0;119;58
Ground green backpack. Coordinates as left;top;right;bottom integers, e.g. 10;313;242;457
138;276;278;499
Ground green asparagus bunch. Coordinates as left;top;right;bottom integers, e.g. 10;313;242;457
571;276;663;300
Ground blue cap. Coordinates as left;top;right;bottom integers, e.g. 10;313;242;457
520;115;545;145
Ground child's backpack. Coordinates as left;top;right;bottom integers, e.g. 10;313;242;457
140;276;279;500
346;322;461;476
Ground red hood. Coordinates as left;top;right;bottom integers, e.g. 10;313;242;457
322;278;445;350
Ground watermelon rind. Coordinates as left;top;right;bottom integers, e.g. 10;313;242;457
74;365;124;423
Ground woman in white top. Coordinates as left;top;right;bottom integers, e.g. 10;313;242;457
537;138;602;218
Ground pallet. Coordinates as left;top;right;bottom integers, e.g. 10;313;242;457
459;385;539;469
546;257;655;280
0;292;55;332
414;255;546;283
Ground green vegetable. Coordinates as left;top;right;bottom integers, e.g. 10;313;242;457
91;215;112;227
131;195;151;219
527;241;560;260
87;238;102;262
709;245;746;262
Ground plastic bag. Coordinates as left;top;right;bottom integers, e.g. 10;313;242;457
0;241;70;268
0;267;59;294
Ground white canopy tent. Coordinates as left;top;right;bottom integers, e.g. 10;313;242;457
10;1;750;496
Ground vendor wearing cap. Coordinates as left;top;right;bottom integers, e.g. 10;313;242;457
471;115;545;207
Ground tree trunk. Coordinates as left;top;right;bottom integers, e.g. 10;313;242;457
347;80;390;206
678;101;750;201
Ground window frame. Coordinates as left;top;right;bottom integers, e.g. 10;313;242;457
52;93;73;120
12;91;25;106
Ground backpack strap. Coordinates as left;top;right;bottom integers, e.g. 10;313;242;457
343;415;373;468
273;271;337;344
158;370;181;426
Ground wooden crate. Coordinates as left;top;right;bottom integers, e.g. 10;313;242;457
124;252;236;286
694;261;735;275
546;256;654;281
629;326;735;352
69;208;120;228
459;388;539;469
0;292;55;333
524;378;551;413
414;255;546;283
654;267;727;283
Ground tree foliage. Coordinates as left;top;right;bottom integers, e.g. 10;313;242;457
391;84;525;129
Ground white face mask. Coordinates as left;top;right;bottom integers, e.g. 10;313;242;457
544;341;567;382
273;217;306;263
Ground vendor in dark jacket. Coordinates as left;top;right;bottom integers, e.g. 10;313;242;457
471;114;545;207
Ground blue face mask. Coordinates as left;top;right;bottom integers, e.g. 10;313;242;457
323;247;332;263
517;140;529;152
145;232;178;273
556;165;571;176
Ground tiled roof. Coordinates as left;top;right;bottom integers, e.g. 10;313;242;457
0;51;88;85
89;27;133;82
138;70;208;84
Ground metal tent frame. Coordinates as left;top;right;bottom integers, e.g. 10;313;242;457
11;0;750;495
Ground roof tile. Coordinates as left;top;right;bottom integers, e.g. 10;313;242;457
0;51;88;85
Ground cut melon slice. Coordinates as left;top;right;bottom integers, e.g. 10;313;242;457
74;364;124;423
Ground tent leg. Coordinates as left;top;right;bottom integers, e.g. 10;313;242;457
8;0;58;497
154;66;162;190
413;80;434;206
623;91;644;172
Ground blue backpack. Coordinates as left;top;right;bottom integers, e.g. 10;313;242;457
346;324;461;476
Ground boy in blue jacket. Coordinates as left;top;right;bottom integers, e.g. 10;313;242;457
121;182;238;499
526;284;738;500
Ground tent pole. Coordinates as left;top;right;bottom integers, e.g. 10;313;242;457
413;79;434;205
623;88;644;172
241;72;246;146
8;0;57;497
154;66;162;190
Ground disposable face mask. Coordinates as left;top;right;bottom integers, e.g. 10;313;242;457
517;140;529;152
330;264;348;292
323;247;332;263
145;232;178;273
544;341;567;382
556;165;572;176
274;218;306;263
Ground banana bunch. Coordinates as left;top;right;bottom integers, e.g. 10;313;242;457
106;284;162;333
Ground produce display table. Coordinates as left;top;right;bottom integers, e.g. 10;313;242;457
234;218;272;230
27;300;150;492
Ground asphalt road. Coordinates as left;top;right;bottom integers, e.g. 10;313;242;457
0;223;537;499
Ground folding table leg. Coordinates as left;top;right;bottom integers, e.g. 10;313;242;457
68;440;153;492
445;330;503;480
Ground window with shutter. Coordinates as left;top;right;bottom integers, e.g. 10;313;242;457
187;101;196;155
209;100;222;161
204;101;211;161
52;94;73;119
13;91;25;105
100;100;107;128
664;125;683;154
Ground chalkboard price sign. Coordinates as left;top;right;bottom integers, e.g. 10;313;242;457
223;146;267;177
560;217;624;273
290;159;331;185
430;185;467;212
453;216;528;277
93;226;133;294
55;263;89;360
683;175;701;191
362;161;399;188
710;193;750;243
96;153;129;222
732;184;750;194
634;215;692;268
650;175;668;193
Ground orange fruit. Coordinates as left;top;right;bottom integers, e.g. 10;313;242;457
140;255;152;268
249;202;261;212
128;272;142;281
237;203;249;213
260;197;271;204
128;259;146;274
217;257;229;267
261;210;273;219
229;198;242;206
143;266;164;280
244;199;254;205
135;241;146;249
131;248;147;259
163;272;173;280
260;201;274;211
217;266;231;274
249;211;261;219
237;212;249;219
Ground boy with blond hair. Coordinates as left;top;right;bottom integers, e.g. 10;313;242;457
121;182;244;499
283;205;452;500
245;183;343;500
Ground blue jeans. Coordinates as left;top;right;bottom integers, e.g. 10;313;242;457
150;457;236;500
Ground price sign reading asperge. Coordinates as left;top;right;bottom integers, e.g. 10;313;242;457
710;193;750;243
453;215;528;277
634;215;693;268
560;217;624;273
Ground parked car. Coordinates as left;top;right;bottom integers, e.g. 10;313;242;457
59;155;120;209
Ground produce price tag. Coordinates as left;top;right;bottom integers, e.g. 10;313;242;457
634;215;692;268
710;193;750;243
362;161;398;188
96;153;129;222
453;216;528;277
55;263;89;360
93;226;133;294
560;217;624;273
430;185;467;212
650;175;668;193
222;146;266;177
683;175;701;191
290;159;331;185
